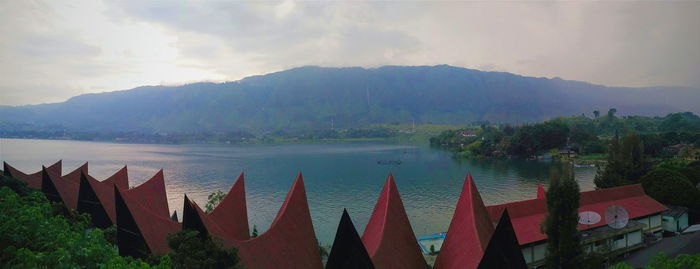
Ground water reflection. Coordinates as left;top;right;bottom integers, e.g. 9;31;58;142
0;138;596;245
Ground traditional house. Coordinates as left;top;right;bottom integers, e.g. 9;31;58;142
486;184;667;268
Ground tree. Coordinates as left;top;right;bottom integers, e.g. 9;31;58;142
593;110;600;119
167;229;242;269
607;108;617;118
543;165;583;269
205;190;226;213
0;186;170;268
641;168;700;209
594;132;648;188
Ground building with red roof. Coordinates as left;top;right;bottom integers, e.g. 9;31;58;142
486;183;668;267
182;173;323;269
4;160;62;189
76;166;129;228
536;183;545;199
41;165;79;209
434;174;495;269
361;174;426;269
115;184;181;257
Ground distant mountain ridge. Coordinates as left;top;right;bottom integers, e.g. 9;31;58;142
1;65;699;134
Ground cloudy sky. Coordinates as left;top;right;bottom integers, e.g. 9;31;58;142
1;0;699;106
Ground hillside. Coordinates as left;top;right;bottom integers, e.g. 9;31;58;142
1;65;699;134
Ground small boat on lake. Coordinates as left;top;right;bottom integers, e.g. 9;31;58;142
377;160;402;165
417;232;446;254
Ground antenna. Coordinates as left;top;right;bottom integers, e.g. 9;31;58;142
605;205;629;229
578;211;601;230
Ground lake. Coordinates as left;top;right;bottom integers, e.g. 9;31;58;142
0;138;596;245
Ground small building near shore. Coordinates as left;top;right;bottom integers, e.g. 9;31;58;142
558;148;577;158
662;206;689;234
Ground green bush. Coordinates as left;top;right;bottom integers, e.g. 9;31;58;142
0;186;170;268
166;229;242;269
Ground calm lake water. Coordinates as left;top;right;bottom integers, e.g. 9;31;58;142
0;138;596;245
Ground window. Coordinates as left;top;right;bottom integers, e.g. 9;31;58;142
594;241;604;246
613;234;624;241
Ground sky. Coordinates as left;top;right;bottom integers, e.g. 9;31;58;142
1;0;699;106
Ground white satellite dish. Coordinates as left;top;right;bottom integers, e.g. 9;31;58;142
605;205;629;229
578;211;602;226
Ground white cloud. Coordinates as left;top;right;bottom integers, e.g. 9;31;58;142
1;0;698;105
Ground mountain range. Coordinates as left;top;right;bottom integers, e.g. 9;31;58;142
1;65;699;134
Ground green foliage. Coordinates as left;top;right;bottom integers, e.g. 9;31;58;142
433;112;700;160
0;175;32;196
543;165;583;269
205;190;226;213
0;186;168;268
595;132;649;188
166;229;242;269
610;252;700;269
646;252;700;268
641;168;700;209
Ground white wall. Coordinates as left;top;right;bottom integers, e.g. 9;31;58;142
650;215;662;228
628;231;642;246
612;234;627;250
522;246;533;264
533;243;547;262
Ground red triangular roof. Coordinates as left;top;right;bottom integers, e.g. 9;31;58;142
234;173;323;269
536;184;546;199
63;162;88;184
80;168;130;224
486;184;668;245
124;169;170;218
434;173;495;269
115;186;180;255
3;160;62;189
102;166;129;189
42;165;79;209
361;173;425;269
208;173;250;240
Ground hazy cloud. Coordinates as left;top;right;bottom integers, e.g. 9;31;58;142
1;0;699;105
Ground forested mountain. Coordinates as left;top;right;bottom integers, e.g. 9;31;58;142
1;65;699;134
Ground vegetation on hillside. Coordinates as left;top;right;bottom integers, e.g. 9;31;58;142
430;111;700;159
2;66;699;136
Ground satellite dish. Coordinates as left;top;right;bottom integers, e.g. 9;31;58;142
605;205;629;229
578;211;601;226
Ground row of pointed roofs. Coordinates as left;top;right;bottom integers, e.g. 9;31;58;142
4;161;527;268
5;160;662;268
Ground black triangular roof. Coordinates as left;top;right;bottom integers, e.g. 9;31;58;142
325;209;375;269
477;209;528;269
77;171;112;228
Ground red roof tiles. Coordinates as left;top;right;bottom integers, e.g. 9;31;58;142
361;174;425;269
487;184;668;245
434;173;495;269
115;185;181;255
180;173;322;269
3;160;62;189
41;165;79;209
78;167;130;225
125;170;170;219
63;162;88;184
208;173;249;240
536;183;545;199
